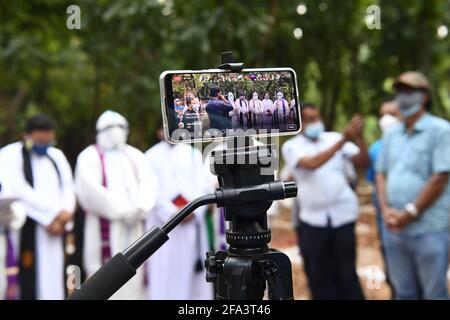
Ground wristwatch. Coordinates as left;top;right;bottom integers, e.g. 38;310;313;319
404;203;419;218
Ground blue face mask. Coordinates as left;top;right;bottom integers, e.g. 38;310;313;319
304;121;325;139
395;91;424;118
32;143;50;156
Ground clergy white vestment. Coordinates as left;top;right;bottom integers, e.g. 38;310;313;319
249;98;263;126
290;99;298;122
75;144;158;300
145;141;213;300
0;141;76;300
274;98;289;120
262;98;275;128
236;98;249;127
228;100;240;128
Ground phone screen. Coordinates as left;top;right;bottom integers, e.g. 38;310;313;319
162;69;300;142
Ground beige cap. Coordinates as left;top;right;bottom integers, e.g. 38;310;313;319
393;71;430;90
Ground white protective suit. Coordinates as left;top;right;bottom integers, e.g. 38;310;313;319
0;141;76;300
145;141;213;300
75;110;159;300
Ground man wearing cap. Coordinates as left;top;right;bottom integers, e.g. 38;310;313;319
376;71;450;300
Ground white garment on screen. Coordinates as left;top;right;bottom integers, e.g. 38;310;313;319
282;132;360;228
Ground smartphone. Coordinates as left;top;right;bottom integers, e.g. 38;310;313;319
159;68;301;143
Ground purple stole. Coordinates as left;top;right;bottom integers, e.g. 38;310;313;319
94;145;148;286
95;145;112;265
5;231;18;300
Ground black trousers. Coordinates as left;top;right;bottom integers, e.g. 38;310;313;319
297;221;364;300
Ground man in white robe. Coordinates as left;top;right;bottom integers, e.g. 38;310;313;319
227;92;240;129
274;92;290;129
236;94;249;128
145;127;213;300
262;93;275;129
75;110;158;300
249;92;264;128
0;114;76;300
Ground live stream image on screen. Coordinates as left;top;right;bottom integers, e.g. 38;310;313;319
167;71;300;140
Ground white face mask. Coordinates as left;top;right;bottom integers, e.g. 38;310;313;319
97;126;128;150
277;93;283;100
379;114;400;134
228;93;234;102
253;93;258;100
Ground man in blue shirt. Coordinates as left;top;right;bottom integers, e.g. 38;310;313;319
376;71;450;300
205;86;233;132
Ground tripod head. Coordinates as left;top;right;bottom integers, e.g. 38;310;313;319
211;137;295;250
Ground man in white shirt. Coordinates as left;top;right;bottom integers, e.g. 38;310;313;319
282;103;369;299
0;114;76;299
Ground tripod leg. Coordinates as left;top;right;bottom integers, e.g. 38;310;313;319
262;250;294;300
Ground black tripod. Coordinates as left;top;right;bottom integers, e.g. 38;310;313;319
67;52;297;300
205;136;295;299
204;52;295;299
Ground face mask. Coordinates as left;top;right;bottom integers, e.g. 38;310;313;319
304;121;325;139
97;126;128;150
395;91;424;117
253;93;258;100
277;93;283;100
379;114;400;134
228;93;234;102
32;143;50;156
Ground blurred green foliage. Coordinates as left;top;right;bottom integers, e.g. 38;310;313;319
0;0;449;164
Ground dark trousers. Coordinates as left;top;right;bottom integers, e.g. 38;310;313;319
297;221;364;300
